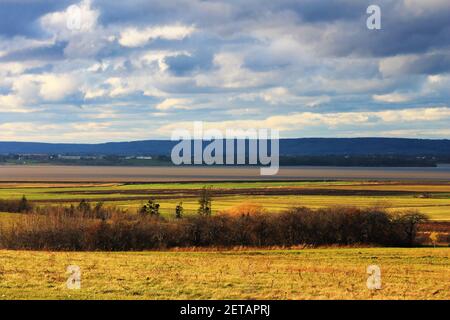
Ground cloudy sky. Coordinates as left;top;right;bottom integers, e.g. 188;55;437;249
0;0;449;142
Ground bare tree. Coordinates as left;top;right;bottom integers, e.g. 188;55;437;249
198;186;212;216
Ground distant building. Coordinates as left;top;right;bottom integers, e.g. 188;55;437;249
58;155;81;160
124;156;153;160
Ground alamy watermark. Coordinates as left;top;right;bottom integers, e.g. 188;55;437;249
367;5;381;30
366;265;382;290
66;3;95;32
66;5;82;31
66;265;81;289
170;122;279;176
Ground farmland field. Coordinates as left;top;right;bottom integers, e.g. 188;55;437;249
0;179;449;220
0;248;448;300
0;170;449;300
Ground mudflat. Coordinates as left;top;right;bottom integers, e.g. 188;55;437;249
1;165;450;182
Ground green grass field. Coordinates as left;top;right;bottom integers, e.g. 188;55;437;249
0;248;448;300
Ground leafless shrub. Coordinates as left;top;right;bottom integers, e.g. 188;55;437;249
0;204;428;250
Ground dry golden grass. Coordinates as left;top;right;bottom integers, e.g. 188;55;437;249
0;248;448;300
218;202;266;217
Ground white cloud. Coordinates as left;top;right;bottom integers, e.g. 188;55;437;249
87;62;109;73
40;0;99;38
103;73;168;98
155;98;191;111
261;87;330;107
72;122;111;131
377;107;450;122
83;88;107;100
39;0;107;58
427;75;445;84
373;92;412;103
157;107;450;135
134;50;190;71
0;95;26;113
0;62;29;77
38;74;79;101
119;24;195;47
3;73;79;107
233;87;330;107
11;76;41;103
0;122;63;141
425;74;450;92
105;77;133;97
196;52;277;88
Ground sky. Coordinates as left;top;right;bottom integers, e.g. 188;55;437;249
0;0;449;143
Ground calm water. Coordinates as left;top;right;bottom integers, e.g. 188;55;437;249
0;165;449;182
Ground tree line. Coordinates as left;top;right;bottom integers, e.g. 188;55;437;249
0;186;429;250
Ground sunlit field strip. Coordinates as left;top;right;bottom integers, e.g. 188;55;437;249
0;182;449;220
102;195;450;220
0;182;449;202
0;181;369;199
2;181;450;200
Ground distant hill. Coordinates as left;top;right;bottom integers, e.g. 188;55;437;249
0;138;450;156
279;138;450;156
0;140;175;156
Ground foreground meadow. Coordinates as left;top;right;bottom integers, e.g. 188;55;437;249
0;248;448;300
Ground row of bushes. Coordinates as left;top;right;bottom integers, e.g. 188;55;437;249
0;196;33;213
33;200;122;220
0;205;427;250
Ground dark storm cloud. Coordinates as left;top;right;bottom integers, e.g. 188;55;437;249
319;1;450;58
282;0;370;22
2;0;449;59
390;53;450;76
410;53;450;75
